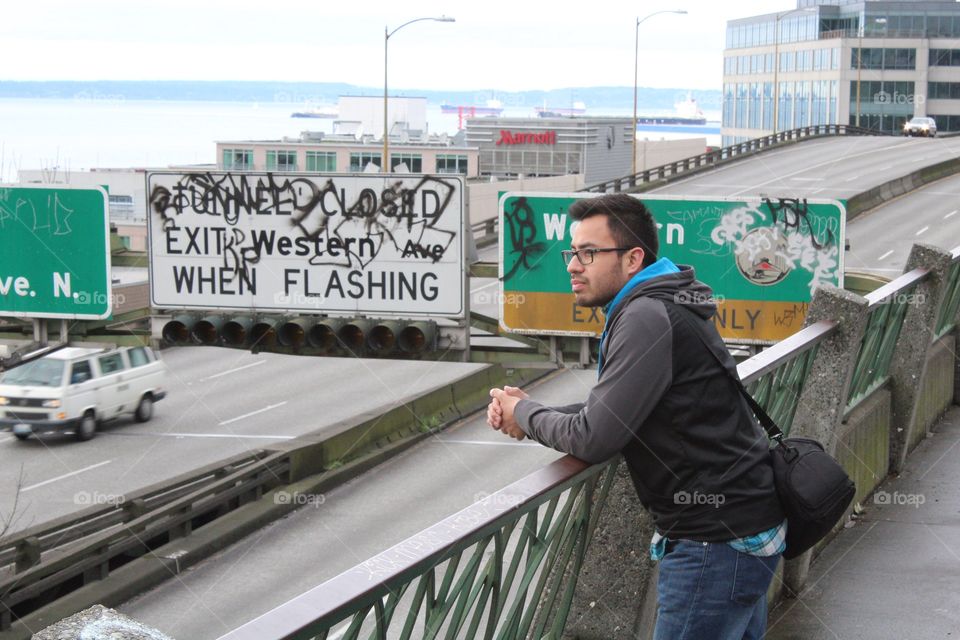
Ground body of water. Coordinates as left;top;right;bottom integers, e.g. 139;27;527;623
0;98;721;182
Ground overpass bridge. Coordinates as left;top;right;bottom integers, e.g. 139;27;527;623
4;128;960;638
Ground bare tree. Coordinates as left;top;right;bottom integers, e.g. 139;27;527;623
0;465;26;541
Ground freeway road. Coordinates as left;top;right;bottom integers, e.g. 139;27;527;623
0;348;483;534
651;135;959;200
844;172;960;275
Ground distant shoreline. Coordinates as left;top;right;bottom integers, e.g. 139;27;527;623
0;80;723;112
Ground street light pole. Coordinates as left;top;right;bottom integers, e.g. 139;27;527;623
632;9;687;176
856;23;862;127
383;15;454;174
773;16;782;134
772;7;816;135
856;16;887;129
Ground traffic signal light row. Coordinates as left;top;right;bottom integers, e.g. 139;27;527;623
157;314;437;357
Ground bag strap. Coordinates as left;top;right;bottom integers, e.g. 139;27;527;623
670;302;785;442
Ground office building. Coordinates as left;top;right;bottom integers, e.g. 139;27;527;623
723;0;960;144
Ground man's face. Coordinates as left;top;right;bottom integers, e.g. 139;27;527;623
567;214;631;307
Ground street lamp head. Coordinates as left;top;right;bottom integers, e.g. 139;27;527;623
637;9;687;26
384;15;456;173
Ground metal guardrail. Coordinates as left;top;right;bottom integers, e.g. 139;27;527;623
0;451;271;572
0;451;291;630
584;124;875;195
846;267;931;411
470;218;498;248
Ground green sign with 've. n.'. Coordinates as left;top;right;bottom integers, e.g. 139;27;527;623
0;185;111;319
499;192;845;344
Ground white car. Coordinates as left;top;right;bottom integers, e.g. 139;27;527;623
0;345;167;441
903;116;937;137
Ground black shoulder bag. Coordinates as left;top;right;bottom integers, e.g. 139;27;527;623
679;308;856;559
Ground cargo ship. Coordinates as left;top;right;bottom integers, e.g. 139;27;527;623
636;96;707;126
535;101;587;117
440;99;503;116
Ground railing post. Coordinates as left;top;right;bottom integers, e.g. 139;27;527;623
123;498;147;522
563;460;659;639
83;547;110;583
784;285;869;595
888;244;954;472
15;536;41;573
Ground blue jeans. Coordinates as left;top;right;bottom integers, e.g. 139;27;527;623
653;539;780;640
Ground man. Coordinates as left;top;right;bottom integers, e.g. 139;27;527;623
488;193;785;640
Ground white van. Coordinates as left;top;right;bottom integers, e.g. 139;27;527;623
0;345;168;441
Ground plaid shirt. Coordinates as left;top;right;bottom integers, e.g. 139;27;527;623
650;520;787;561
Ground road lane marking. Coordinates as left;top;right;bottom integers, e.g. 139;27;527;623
730;140;930;196
107;432;296;440
791;177;824;181
438;438;543;448
219;402;287;426
878;250;894;261
200;360;266;382
946;210;958;219
22;460;113;492
916;226;929;236
844;176;859;182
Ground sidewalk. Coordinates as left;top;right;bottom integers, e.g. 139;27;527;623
767;406;960;639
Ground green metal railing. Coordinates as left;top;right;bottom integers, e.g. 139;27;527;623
739;321;837;437
217;321;842;640
935;249;960;338
846;269;929;412
218;457;618;640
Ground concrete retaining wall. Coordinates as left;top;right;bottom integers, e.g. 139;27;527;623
847;156;960;220
910;334;956;451
838;387;892;507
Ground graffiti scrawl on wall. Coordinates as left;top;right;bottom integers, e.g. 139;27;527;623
147;172;464;317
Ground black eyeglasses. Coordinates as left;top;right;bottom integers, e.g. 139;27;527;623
561;247;631;266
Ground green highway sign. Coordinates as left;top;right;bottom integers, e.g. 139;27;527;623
0;185;111;320
499;192;845;343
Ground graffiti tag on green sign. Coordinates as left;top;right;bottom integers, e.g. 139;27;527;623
0;185;111;319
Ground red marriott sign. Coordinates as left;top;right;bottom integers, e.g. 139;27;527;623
496;130;557;145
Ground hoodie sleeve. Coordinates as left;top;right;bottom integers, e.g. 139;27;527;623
514;298;673;463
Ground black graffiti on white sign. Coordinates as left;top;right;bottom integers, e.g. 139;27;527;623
150;173;459;290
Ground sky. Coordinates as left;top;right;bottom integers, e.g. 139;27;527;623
1;0;788;91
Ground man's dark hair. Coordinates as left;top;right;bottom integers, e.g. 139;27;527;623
568;194;658;267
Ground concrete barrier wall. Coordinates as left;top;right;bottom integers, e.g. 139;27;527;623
838;387;892;507
910;334;956;451
847;156;960;220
